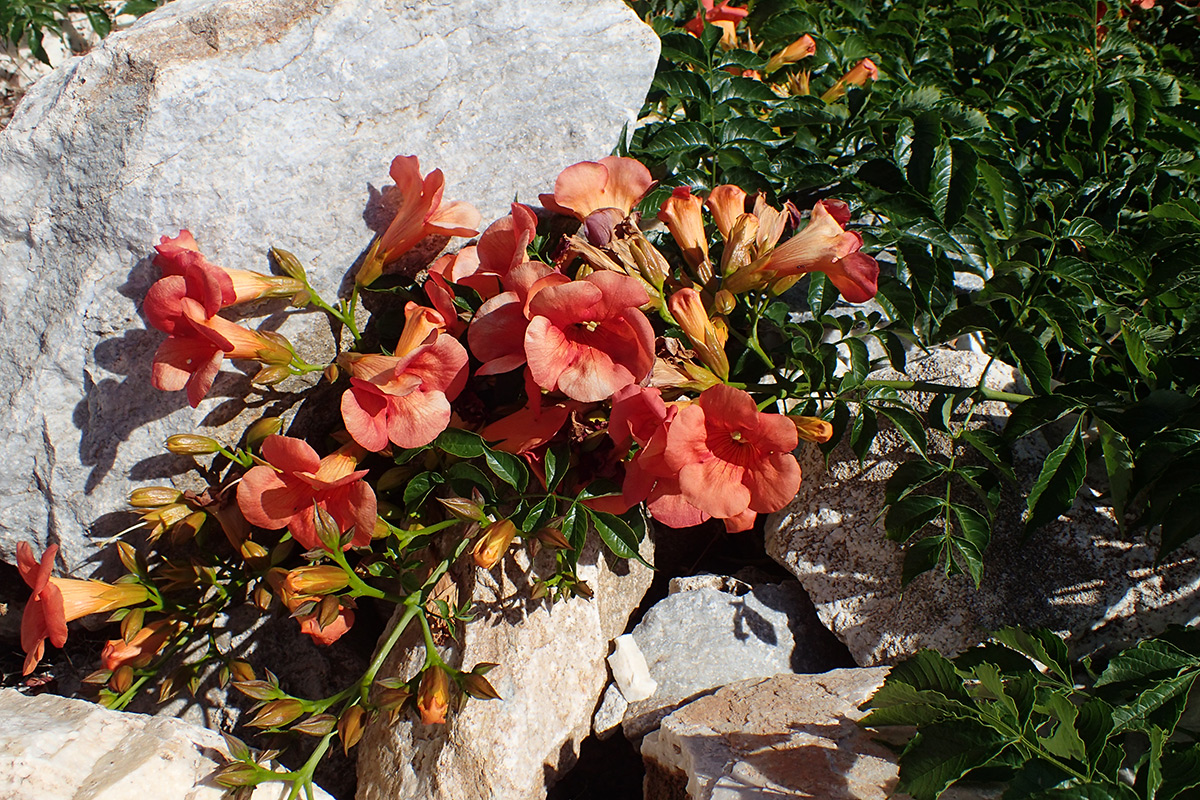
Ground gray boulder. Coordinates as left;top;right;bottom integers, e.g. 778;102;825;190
766;349;1200;665
0;0;659;574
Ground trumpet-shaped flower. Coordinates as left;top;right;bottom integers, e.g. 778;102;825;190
18;543;151;674
724;201;878;302
821;58;879;102
154;231;302;312
266;569;355;645
524;271;655;402
101;619;178;671
357;155;482;285
236;436;377;551
667;289;730;381
468;264;568;376
340;305;469;450
658;187;711;280
683;0;749;38
765;34;817;73
431;203;540;300
665;385;801;522
538;157;653;223
705;185;749;241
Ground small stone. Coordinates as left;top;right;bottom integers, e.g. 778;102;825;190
609;634;657;702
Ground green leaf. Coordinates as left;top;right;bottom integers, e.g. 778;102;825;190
888;650;970;700
1023;417;1087;538
1149;198;1200;228
992;628;1073;686
402;471;444;508
951;504;991;554
903;536;947;586
590;510;651;567
885;494;945;543
1036;692;1087;761
434;428;487;458
1159;485;1200;559
897;722;1012;800
842;337;871;390
978;159;1019;234
1096;421;1134;534
1007;330;1054;395
849;404;878;461
862;680;972;727
1003;395;1083;442
932;138;978;228
652;69;709;102
543;444;570;494
1097;640;1200;687
446;462;495;498
659;31;707;68
906;111;942;194
876;405;929;455
1158;746;1200;800
960;429;1018;484
1109;670;1200;734
885;460;947;505
484;449;528;491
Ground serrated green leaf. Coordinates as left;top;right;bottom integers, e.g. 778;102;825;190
960;429;1018;484
1096;421;1133;534
862;680;972;727
652;69;709;102
1149;198;1200;228
886;494;945;543
897;721;1013;800
877;405;929;455
993;628;1074;687
1007;330;1054;395
1110;670;1200;734
903;536;948;586
1036;692;1087;761
1024;417;1087;537
932;139;978;228
885;460;947;505
888;650;971;700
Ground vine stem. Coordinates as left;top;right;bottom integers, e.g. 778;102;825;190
862;379;1031;404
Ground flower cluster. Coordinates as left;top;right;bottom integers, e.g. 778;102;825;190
15;152;879;794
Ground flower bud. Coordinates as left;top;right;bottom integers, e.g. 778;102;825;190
253;365;292;386
338;705;367;754
171;510;207;543
472;519;518;569
109;665;135;694
230;660;256;683
720;214;759;279
323;363;339;383
437;495;487;523
821;57;879;102
712;289;736;316
269;247;308;282
165;434;220;455
765;34;817;73
534;527;572;551
285;566;351;596
461;672;502;701
214;762;261;788
314;506;343;551
244;417;284;449
128;486;182;508
247;699;304;729
234;679;283;701
790;415;834;443
417;667;451;725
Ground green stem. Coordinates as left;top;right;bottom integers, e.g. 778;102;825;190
360;602;421;697
325;547;390;601
862;379;1031;405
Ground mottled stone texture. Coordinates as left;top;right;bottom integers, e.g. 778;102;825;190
0;688;332;799
642;669;897;800
0;0;658;574
766;350;1200;666
355;535;654;800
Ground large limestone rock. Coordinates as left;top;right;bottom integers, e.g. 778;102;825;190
0;0;659;574
766;350;1200;665
0;688;333;799
355;534;654;800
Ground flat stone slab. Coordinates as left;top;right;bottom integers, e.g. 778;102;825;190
0;0;658;574
0;688;331;800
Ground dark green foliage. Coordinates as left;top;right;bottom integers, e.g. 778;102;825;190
0;0;164;64
626;0;1200;578
864;628;1200;799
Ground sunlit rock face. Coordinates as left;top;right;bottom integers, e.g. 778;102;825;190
0;0;658;575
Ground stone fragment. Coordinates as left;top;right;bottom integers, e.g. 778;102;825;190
766;349;1200;665
0;688;332;800
616;578;845;739
609;633;657;702
641;669;999;800
0;0;659;574
355;534;654;800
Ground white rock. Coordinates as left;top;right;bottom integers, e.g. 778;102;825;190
608;633;657;702
0;688;332;800
356;534;654;800
766;349;1200;665
0;0;659;574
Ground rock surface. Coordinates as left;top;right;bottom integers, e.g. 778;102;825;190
641;669;1000;800
0;0;659;574
641;669;895;800
0;688;332;799
355;534;654;800
598;576;846;740
766;349;1200;665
